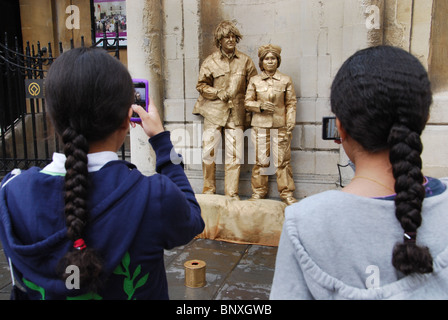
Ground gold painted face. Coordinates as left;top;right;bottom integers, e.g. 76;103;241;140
262;52;278;73
220;33;237;54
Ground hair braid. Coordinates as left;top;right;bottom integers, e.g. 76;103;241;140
63;127;89;239
389;125;433;275
58;127;103;291
331;45;433;275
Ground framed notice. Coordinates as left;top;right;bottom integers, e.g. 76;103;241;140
92;0;127;47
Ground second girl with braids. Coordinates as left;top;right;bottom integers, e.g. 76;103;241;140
270;45;448;299
0;47;204;299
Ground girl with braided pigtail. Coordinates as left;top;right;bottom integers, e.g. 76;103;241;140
271;46;448;300
0;47;204;299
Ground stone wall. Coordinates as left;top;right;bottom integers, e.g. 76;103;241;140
157;0;378;199
15;0;448;198
380;0;448;178
126;0;448;199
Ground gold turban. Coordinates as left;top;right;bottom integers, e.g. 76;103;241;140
258;44;282;58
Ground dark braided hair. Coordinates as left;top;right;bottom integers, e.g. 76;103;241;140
330;45;433;275
45;47;134;290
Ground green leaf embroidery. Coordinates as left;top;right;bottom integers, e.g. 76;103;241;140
135;273;149;291
113;252;149;300
123;278;134;299
67;292;103;300
113;264;127;276
131;264;141;281
22;278;45;300
22;278;103;300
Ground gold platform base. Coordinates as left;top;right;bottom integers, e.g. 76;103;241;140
195;194;286;247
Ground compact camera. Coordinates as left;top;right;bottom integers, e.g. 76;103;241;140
131;79;149;122
322;116;341;140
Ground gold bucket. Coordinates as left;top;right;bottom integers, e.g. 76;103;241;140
184;260;206;288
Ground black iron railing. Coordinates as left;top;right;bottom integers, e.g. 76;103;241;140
0;22;126;176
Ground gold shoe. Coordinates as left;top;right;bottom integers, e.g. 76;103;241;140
283;196;298;205
249;194;265;201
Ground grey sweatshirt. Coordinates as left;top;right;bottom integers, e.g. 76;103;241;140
270;178;448;299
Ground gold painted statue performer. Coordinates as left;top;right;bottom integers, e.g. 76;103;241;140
193;20;257;199
245;44;297;205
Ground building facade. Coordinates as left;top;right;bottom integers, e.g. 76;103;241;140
3;0;447;200
127;0;448;200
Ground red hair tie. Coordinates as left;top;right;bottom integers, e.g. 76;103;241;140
73;239;87;251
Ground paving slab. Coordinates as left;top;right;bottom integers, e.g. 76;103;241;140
0;238;278;300
165;239;277;300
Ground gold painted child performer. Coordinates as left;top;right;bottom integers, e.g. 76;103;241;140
193;21;257;199
245;44;297;205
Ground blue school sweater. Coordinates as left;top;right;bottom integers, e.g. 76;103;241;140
0;131;204;300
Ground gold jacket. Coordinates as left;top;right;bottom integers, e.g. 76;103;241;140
245;71;297;129
193;49;257;127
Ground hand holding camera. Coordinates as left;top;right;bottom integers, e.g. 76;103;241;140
130;78;164;138
131;102;164;138
131;79;149;122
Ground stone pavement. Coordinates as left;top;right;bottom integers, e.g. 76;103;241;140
0;242;11;300
165;238;277;300
0;238;277;300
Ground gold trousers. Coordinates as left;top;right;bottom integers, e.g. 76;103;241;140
251;127;295;200
202;118;244;197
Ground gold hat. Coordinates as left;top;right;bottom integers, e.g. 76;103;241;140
258;44;282;58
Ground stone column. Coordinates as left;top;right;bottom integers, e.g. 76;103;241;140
126;0;164;175
162;0;203;191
